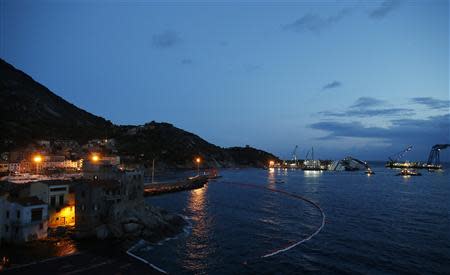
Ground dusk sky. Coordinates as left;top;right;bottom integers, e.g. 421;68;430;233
1;0;449;160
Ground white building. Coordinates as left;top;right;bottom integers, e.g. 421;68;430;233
2;196;48;243
7;163;20;173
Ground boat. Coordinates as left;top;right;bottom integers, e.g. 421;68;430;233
396;169;422;176
365;168;375;175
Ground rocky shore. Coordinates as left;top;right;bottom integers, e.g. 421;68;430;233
90;201;187;248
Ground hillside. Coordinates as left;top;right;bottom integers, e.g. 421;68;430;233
0;58;279;168
0;59;115;151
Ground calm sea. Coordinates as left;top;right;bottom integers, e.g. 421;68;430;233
137;163;450;274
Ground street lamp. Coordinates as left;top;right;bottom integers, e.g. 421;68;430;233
195;157;201;176
33;154;42;174
91;154;100;163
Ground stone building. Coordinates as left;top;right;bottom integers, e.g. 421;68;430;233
74;167;144;237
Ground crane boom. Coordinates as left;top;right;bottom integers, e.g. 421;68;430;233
388;145;412;162
292;145;298;163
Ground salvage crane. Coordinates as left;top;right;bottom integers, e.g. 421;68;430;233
292;145;298;166
386;145;413;168
427;144;450;169
388;145;413;162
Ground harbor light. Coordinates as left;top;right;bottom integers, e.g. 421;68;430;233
269;160;275;167
91;154;100;162
33;155;42;163
195;157;201;176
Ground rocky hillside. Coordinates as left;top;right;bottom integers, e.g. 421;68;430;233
0;59;115;151
115;122;279;169
0;58;279;168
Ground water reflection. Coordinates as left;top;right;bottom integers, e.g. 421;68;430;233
184;185;210;271
268;168;276;185
303;170;323;178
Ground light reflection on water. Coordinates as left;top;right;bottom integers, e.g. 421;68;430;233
183;184;211;272
303;170;323;178
143;165;450;274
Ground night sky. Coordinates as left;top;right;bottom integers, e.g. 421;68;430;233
1;0;449;161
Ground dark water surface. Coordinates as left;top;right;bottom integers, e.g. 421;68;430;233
140;164;450;274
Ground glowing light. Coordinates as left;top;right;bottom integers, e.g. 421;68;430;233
269;160;275;167
195;157;201;164
33;155;42;163
91;154;100;162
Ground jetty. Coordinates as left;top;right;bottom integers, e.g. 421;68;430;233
143;175;209;196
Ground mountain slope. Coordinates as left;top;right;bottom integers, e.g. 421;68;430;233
0;59;114;150
0;58;279;168
115;122;235;168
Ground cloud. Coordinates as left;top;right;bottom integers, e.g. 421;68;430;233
152;30;181;48
322;81;342;90
350;97;385;109
320;108;415;118
369;0;401;20
283;1;400;34
411;97;450;110
283;8;353;33
244;64;262;72
181;58;193;65
319;97;415;118
310;113;450;144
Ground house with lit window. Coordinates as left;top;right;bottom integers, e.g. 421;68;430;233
2;196;48;243
23;181;75;227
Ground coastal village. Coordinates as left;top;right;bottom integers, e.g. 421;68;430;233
0;137;186;249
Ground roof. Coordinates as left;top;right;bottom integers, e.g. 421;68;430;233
74;179;121;190
8;196;46;207
35;180;72;186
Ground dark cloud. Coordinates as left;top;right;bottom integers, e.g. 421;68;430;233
322;81;342;90
181;58;193;65
284;1;400;34
152;30;181;48
310;114;450;144
319;108;415;118
283;8;353;33
369;0;401;20
319;97;415;118
244;64;262;72
350;97;386;109
411;97;450;110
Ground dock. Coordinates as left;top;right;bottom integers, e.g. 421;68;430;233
143;175;209;196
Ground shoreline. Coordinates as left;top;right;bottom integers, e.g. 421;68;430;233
0;204;189;273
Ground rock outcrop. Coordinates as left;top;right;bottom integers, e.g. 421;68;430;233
90;201;186;245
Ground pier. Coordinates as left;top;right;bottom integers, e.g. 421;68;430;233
143;175;209;196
